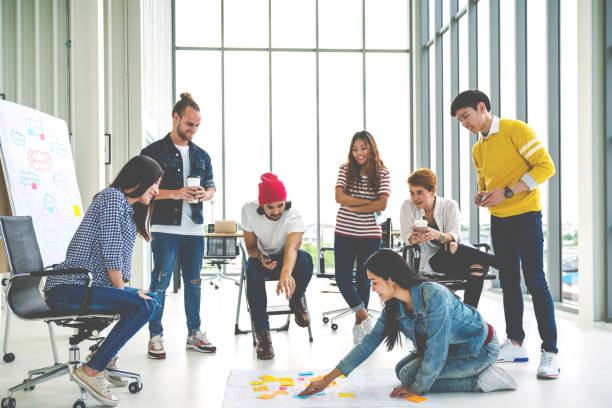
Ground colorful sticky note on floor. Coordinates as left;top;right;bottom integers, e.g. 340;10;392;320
278;386;287;390
274;390;288;395
31;183;37;190
293;395;308;399
330;381;338;387
280;382;295;387
315;391;325;395
73;205;81;217
279;377;293;382
406;395;428;403
339;393;355;398
250;381;264;385
339;374;346;378
259;375;278;382
310;375;324;381
297;377;305;381
253;386;268;392
256;394;275;400
299;371;313;376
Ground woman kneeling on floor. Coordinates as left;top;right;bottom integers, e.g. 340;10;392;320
299;249;517;399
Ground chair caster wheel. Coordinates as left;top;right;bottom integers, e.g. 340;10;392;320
129;381;143;394
209;281;214;286
323;317;329;324
1;397;16;408
3;353;15;363
235;282;239;286
214;285;219;289
331;323;338;331
73;400;86;408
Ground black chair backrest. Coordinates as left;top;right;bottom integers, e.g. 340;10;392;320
381;218;392;248
0;216;51;318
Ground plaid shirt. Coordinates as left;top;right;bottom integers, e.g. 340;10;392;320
44;187;137;290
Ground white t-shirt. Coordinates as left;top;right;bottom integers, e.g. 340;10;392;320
150;144;205;236
241;201;304;255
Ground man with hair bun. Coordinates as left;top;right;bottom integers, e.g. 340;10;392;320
141;92;217;359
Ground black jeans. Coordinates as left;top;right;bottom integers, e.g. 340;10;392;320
428;243;500;308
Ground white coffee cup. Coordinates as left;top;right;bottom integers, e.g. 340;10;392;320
414;219;428;228
186;176;200;203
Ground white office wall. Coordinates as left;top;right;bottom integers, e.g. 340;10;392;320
0;0;172;286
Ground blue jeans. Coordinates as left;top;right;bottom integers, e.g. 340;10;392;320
491;211;558;353
334;234;381;311
45;285;157;372
148;232;205;337
396;334;500;393
245;249;313;333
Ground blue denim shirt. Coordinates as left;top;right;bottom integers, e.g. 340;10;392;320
336;281;488;395
141;133;215;226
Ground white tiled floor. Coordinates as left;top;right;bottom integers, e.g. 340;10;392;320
1;278;611;407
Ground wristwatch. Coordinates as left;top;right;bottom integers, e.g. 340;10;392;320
439;232;445;242
504;186;514;199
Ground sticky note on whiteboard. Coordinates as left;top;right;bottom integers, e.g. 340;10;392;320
73;205;81;217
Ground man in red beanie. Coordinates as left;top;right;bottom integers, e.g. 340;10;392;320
241;173;313;359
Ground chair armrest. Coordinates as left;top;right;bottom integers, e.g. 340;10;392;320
318;247;334;274
401;244;421;260
471;243;491;253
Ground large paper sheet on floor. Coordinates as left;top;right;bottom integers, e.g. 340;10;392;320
223;369;436;407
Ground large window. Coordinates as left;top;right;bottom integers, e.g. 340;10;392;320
174;0;412;266
560;0;579;305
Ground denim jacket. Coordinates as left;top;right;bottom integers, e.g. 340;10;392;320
336;281;488;395
141;133;215;225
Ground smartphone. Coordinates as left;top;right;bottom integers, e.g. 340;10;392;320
479;195;486;204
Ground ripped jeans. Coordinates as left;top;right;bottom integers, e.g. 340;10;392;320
148;232;205;338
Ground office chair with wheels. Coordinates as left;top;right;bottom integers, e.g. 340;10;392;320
234;242;313;346
0;216;143;408
401;242;496;307
317;219;391;331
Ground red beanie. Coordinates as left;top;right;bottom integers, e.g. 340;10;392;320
258;173;287;205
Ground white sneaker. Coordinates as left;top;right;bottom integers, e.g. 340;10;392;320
85;351;127;387
186;330;217;353
477;364;518;392
70;366;119;407
148;335;166;359
352;323;365;344
537;350;560;379
361;317;375;335
497;338;529;363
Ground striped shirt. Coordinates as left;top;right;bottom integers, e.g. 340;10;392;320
334;163;391;239
44;187;137;291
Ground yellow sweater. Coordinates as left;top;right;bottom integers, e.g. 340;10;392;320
472;119;555;218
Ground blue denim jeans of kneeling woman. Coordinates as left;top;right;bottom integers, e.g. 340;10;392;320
396;334;499;392
45;284;158;372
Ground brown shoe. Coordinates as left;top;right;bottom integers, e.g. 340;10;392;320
255;332;275;360
289;297;310;328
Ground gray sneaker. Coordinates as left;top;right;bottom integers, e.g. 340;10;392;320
186;330;216;353
477;364;518;392
70;366;119;407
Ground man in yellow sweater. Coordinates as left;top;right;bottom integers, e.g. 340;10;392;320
451;90;560;380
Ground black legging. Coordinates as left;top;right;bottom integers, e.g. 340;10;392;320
428;243;500;308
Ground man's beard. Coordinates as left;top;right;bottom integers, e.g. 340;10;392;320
265;213;281;221
177;128;190;142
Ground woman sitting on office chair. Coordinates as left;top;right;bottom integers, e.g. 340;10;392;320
399;168;501;308
44;155;163;407
299;249;517;398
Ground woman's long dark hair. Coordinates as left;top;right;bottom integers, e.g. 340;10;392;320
365;249;430;351
108;155;163;241
345;131;386;194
